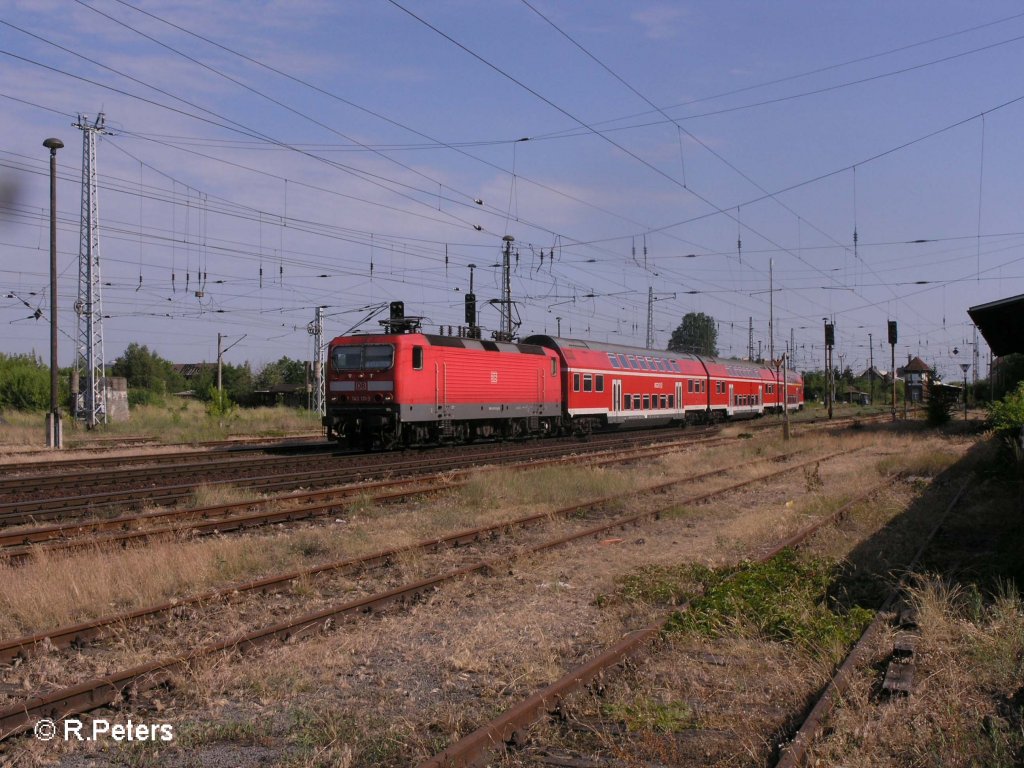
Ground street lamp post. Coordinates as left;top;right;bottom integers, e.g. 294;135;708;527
43;137;64;449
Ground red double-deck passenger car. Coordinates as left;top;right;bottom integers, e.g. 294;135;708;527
523;335;803;432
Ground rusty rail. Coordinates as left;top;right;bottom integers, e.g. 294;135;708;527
0;450;838;740
0;445;798;662
0;434;731;561
774;480;970;768
415;468;897;768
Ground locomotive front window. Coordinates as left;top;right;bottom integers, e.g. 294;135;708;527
330;344;394;371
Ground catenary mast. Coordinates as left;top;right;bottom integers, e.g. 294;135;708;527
74;113;109;428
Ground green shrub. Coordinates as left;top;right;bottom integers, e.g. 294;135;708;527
205;386;236;419
662;550;874;656
987;382;1024;434
926;390;955;426
0;354;49;411
127;388;165;407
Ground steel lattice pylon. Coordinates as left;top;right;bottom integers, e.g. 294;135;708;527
307;306;325;417
74;113;109;428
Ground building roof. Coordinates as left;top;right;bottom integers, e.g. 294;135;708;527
860;366;889;379
968;293;1024;357
900;356;932;374
172;363;214;378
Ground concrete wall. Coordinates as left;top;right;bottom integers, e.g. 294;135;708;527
103;377;130;422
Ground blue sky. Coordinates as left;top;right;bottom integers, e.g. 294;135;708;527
2;1;1022;381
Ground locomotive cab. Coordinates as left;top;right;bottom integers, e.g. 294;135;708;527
323;339;401;449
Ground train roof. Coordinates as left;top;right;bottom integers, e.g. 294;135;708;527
525;334;802;382
332;332;551;356
522;334;703;362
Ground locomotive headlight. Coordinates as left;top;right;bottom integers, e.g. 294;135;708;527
383;393;394;401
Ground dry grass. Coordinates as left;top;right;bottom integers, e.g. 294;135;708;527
0;401;322;456
806;576;1024;767
0;409;48;450
185;483;261;509
0;423;1000;768
97;400;321;444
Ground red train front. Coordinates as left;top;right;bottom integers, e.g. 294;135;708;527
323;313;561;449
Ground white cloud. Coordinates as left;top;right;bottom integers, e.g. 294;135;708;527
630;5;689;40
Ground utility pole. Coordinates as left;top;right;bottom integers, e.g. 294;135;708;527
868;332;875;407
783;346;791;440
824;319;834;419
748;317;754;360
43;137;64;449
888;320;898;421
646;286;654;349
768;259;775;366
217;333;246;398
494;235;515;342
645;288;675;349
960;363;970;420
972;324;979;389
307;306;325;416
74;113;110;429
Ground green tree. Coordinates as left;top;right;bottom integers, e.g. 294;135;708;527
111;343;184;394
193;361;253;402
0;354;50;410
992;353;1024;400
667;312;718;356
801;370;827;402
988;381;1024;435
256;357;307;390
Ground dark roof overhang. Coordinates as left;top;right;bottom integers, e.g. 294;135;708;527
968;293;1024;356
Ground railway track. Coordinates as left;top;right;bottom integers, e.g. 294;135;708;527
0;433;735;560
0;426;732;526
415;473;909;768
410;456;969;768
0;412;880;526
0;448;848;740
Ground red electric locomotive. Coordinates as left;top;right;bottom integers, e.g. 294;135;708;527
323;310;561;449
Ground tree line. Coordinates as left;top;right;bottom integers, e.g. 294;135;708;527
0;344;312;412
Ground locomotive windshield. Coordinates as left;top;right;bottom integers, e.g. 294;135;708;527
331;344;394;371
